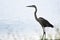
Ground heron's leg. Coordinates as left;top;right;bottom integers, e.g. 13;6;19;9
44;31;46;39
41;27;46;40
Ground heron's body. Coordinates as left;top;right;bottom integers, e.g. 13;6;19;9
38;17;53;27
26;5;54;39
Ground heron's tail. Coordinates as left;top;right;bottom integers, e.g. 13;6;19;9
49;24;54;28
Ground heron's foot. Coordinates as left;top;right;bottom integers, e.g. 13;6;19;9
41;38;43;40
41;38;48;40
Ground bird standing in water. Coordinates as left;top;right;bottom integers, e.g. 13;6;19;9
26;5;54;40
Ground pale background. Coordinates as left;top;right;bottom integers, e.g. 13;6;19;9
0;0;60;40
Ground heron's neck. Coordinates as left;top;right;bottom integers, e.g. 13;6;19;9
34;7;38;21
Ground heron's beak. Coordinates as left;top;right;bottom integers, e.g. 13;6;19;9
26;5;32;7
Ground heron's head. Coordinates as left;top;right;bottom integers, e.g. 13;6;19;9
26;5;36;8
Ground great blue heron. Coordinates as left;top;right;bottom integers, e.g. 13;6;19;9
26;5;54;39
